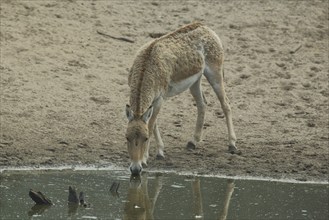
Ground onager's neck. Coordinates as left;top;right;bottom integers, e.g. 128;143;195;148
128;22;204;116
129;43;165;116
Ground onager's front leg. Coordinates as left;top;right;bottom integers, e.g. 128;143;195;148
153;121;165;159
144;98;163;165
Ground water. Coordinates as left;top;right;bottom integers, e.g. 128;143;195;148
0;167;328;220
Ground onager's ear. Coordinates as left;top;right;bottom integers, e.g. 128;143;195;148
126;104;134;121
142;106;153;123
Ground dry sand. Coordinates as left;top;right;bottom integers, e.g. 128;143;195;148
1;0;328;181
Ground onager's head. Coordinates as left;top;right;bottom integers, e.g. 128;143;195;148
125;105;153;175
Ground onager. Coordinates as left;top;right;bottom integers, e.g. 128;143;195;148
125;23;237;175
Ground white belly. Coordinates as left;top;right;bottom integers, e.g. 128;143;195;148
165;72;202;97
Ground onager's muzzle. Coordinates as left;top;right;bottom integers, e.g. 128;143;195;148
130;162;143;176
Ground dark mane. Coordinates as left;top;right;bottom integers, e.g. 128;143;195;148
164;22;203;39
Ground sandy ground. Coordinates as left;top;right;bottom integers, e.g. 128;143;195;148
0;0;328;182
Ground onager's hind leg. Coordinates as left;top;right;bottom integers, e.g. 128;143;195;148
187;77;206;150
204;65;238;153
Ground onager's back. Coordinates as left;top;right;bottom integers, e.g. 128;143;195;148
125;23;237;175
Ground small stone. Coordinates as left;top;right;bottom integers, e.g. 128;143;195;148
186;141;196;151
307;122;316;127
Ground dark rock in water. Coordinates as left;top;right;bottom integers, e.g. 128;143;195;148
110;181;120;197
28;204;51;217
68;186;88;206
79;191;85;205
68;186;79;204
29;189;53;205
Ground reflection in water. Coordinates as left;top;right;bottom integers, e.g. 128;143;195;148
67;203;79;217
219;179;235;220
191;178;235;220
27;204;51;217
191;178;203;219
123;174;235;220
124;173;163;220
1;170;327;219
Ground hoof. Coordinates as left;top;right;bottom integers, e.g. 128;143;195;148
156;154;165;160
228;145;241;155
186;141;196;151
